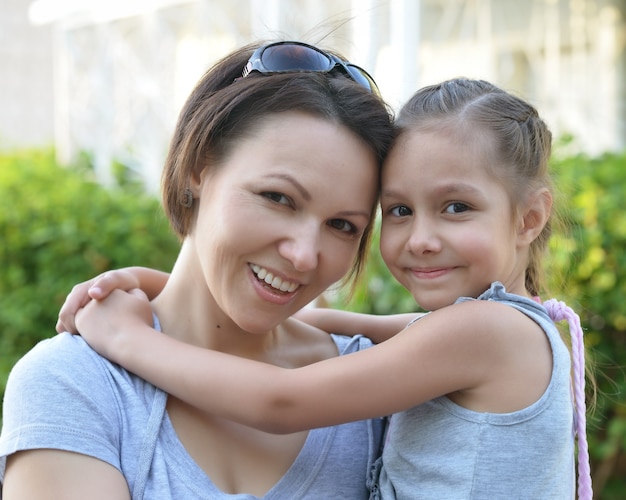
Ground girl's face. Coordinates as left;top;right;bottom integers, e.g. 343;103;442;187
190;111;378;333
380;126;528;311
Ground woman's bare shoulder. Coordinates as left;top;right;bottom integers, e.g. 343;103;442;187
279;317;341;367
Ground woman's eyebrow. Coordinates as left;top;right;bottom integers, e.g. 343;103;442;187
267;173;311;201
268;173;370;219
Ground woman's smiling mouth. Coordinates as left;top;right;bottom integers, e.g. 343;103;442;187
250;264;300;293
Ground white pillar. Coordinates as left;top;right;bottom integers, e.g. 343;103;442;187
389;0;420;109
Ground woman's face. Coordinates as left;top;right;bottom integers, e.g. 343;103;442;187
190;111;378;333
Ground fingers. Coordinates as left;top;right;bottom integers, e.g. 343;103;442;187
56;270;142;334
128;288;149;301
55;318;68;334
85;271;139;299
74;288;154;344
57;280;97;334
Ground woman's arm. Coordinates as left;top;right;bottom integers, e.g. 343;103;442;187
56;267;170;333
1;327;138;499
4;450;130;500
74;291;531;434
294;307;424;343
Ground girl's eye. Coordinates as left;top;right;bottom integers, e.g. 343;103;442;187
444;202;470;214
389;205;412;217
328;219;358;234
262;192;291;206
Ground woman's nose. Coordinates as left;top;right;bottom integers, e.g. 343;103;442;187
278;223;320;272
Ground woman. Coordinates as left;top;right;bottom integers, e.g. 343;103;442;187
0;41;400;499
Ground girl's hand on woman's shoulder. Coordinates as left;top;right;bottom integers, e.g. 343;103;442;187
56;269;143;334
74;288;153;364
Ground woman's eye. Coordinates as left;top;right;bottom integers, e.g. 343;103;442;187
389;205;412;217
262;192;290;206
444;202;470;214
328;219;357;234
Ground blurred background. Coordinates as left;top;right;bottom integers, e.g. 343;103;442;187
2;0;625;184
1;0;625;497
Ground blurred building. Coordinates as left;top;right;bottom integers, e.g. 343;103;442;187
0;0;54;149
3;0;625;190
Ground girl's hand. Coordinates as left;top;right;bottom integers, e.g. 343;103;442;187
56;270;141;334
74;288;153;363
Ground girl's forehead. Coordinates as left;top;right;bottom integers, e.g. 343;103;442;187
388;123;498;166
382;127;506;193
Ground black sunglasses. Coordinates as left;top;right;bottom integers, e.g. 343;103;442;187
241;41;379;94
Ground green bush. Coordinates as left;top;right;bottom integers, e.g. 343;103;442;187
335;147;626;498
0;149;180;395
550;149;626;499
1;146;624;496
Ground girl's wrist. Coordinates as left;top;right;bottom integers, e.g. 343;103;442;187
110;323;154;372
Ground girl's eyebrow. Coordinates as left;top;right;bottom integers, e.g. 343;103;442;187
434;182;481;195
380;188;403;199
381;182;480;199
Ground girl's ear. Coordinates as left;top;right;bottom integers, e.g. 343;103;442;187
517;188;552;245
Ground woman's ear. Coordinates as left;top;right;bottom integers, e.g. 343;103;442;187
517;188;552;246
189;167;206;198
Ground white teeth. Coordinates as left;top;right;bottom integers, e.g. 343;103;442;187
250;264;299;293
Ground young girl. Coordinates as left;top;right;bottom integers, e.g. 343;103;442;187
62;78;592;498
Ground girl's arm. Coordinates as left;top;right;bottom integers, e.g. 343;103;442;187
74;290;530;434
57;268;420;342
294;307;424;343
3;449;130;500
56;267;170;333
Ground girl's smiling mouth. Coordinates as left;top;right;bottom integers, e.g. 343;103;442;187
409;267;453;279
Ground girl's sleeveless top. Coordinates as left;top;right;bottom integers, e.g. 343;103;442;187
369;282;575;500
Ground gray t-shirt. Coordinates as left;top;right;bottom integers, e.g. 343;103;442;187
370;282;575;499
0;332;384;499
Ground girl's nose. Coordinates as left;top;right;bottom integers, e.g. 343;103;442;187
406;217;442;255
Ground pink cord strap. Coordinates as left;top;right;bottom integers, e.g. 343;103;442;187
542;299;593;500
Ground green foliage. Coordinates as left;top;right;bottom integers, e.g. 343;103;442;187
1;146;624;495
340;220;419;315
334;146;626;497
550;149;626;497
0;149;180;395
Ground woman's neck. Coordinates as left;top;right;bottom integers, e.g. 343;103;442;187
150;261;283;362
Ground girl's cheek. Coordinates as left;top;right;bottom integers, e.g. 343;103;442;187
379;235;399;269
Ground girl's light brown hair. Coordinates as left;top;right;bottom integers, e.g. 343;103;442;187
396;77;553;297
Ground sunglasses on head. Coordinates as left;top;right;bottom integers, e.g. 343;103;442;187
241;41;379;94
